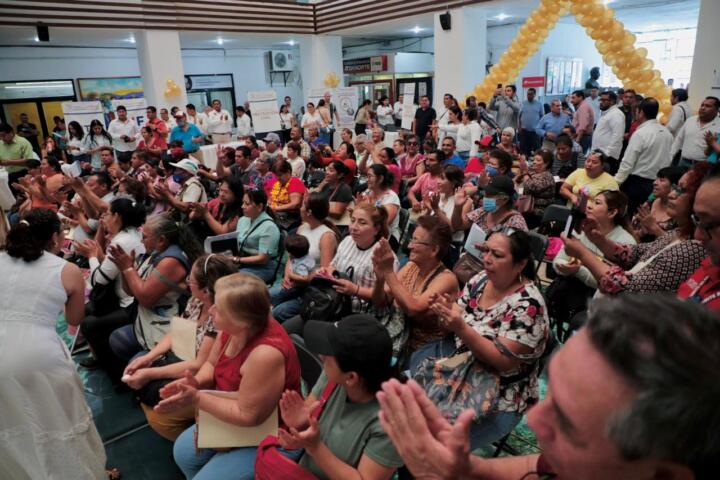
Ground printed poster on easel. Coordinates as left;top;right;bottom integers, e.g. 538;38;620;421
247;90;281;134
401;83;415;130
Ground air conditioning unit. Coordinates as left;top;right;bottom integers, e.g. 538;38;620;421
269;51;295;72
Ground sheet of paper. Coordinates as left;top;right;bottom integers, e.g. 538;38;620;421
0;170;15;210
171;316;196;361
463;223;487;259
197;391;278;448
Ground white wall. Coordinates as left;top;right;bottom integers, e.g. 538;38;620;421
342;36;434;60
487;21;603;99
0;45;303;105
688;0;718;109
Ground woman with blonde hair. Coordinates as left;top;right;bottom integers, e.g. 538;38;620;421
164;272;301;479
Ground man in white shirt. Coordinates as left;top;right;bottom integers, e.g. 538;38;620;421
160;108;177;130
436;93;455;141
591;91;625;165
235;105;253;139
615;98;673;216
666;88;690;138
671;96;720;167
393;94;404;128
185;103;207;134
205;99;233;144
107;105;138;163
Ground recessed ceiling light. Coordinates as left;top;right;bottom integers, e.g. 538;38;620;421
287;40;296;46
495;13;510;21
33;36;39;42
128;35;135;44
412;26;422;34
217;37;224;46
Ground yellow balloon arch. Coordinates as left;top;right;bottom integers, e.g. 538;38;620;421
468;0;673;123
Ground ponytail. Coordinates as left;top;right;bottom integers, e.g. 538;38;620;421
6;209;61;262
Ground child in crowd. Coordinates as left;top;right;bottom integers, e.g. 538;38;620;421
269;233;316;322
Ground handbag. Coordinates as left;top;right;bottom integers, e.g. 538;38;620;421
413;349;501;424
300;267;354;322
88;267;120;317
516;194;534;214
254;381;337;480
377;264;446;359
135;352;183;406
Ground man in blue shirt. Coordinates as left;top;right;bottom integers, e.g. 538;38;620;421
535;99;571;151
519;88;544;156
440;137;465;169
169;111;205;153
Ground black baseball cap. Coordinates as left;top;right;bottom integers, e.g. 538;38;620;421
484;175;515;197
303;314;392;369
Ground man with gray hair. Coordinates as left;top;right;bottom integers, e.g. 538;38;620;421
536;99;572;151
379;294;720;480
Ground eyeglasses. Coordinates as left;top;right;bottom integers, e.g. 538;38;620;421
407;142;418;146
408;239;434;247
671;184;688;195
691;213;720;237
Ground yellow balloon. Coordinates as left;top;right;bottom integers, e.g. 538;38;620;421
164;88;173;97
624;31;637;46
642;59;654;70
635;47;648;58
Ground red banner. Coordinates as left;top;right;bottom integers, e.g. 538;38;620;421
522;76;545;88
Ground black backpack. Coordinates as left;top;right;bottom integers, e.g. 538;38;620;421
300;267;354;322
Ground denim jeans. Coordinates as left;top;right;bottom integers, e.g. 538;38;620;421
173;424;303;479
239;262;277;284
468;411;523;451
109;324;144;361
269;285;304;323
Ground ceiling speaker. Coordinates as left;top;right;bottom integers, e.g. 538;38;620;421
36;24;49;42
439;12;451;31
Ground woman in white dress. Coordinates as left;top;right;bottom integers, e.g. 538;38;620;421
0;208;106;479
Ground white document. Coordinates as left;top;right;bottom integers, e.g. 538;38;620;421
401;83;415;130
197;391;278;448
171;316;196;361
247;90;281;134
463;223;487;259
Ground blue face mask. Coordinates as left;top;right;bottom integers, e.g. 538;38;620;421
172;173;184;183
486;165;499;177
483;197;497;212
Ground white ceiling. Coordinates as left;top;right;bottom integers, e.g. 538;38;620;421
0;0;699;50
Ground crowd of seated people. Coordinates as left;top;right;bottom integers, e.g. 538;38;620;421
2;90;720;480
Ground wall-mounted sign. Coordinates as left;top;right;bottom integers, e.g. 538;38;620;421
522;76;546;88
343;55;388;74
185;74;234;91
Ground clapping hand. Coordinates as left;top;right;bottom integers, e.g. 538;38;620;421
108;244;136;271
635;203;657;234
555;259;581;276
453;186;468;207
154;371;200;413
377;379;474;479
372;238;395;279
73;239;102;259
279;389;318;431
429;292;465;333
278;416;321;452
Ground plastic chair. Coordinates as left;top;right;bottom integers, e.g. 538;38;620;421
526;231;549;279
269;229;287;286
290;334;323;389
397;208;410;244
540;204;571;236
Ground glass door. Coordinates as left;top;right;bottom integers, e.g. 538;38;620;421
187;92;208;111
208;89;235;113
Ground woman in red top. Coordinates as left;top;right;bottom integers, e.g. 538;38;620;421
159;272;301;479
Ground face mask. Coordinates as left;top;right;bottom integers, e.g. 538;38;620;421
483;197;497;213
176;121;185;128
486;165;499;177
172;173;184;183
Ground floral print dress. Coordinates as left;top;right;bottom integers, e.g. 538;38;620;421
456;272;549;413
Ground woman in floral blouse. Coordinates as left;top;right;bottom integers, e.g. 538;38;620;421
515;149;556;229
121;253;236;441
562;165;709;295
429;228;549;450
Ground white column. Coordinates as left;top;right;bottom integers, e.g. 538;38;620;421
433;7;487;110
135;30;187;110
298;35;344;102
688;0;720;109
